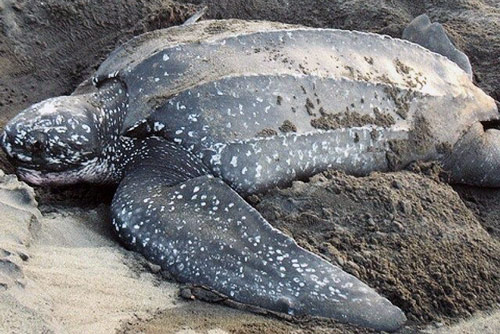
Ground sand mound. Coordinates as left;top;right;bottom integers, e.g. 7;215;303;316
256;170;500;325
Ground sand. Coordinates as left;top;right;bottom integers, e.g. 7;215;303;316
0;170;181;334
1;169;498;334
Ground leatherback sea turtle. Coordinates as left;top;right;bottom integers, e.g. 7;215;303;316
1;19;498;332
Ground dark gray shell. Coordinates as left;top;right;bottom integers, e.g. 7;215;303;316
93;19;497;148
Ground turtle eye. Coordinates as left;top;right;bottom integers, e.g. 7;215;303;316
27;132;48;153
32;140;44;152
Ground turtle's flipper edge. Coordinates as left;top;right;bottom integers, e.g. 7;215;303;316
111;167;406;332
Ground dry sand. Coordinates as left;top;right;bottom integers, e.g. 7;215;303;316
0;170;181;334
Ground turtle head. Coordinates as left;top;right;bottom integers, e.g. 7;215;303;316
1;95;111;185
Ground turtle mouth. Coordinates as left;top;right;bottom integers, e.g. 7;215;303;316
3;143;83;175
1;133;82;186
14;155;109;186
15;162;94;186
16;167;52;186
16;166;76;186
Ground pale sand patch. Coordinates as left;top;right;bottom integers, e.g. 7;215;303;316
24;220;178;334
0;170;180;334
425;310;500;334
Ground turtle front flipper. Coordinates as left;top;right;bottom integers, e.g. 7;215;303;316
111;145;406;332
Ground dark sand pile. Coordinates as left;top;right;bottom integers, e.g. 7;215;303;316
0;0;499;333
255;169;500;324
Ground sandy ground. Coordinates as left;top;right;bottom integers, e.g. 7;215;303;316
0;170;180;334
0;0;499;333
1;169;498;334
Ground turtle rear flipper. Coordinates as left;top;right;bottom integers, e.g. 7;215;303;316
111;138;406;332
403;14;473;79
445;122;500;186
182;6;208;26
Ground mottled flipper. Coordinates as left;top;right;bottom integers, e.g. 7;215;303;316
111;146;406;332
